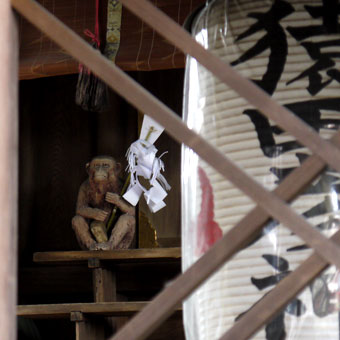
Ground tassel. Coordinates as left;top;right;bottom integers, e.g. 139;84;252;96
75;0;109;112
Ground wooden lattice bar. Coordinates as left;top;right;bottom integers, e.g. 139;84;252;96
10;1;340;340
17;302;182;319
0;1;18;340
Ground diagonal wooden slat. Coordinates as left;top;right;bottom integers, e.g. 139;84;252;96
221;229;340;340
11;0;340;269
119;0;340;177
9;1;340;340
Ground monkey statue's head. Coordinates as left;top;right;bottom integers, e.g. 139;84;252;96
86;156;121;191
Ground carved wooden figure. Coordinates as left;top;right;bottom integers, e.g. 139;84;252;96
72;156;136;250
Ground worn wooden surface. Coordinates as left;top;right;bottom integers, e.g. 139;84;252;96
18;0;204;79
71;311;106;340
90;258;125;333
12;0;340;339
19;261;181;305
12;0;340;268
33;248;181;263
0;2;18;340
17;302;182;319
75;319;105;340
90;261;117;302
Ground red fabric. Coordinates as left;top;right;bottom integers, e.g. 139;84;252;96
196;167;223;256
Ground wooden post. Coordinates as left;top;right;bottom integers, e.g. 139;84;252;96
89;259;128;333
90;259;117;303
0;1;18;340
71;312;105;340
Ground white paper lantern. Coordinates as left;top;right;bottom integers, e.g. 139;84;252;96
182;0;340;339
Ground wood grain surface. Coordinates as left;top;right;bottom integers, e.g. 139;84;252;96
33;248;181;263
0;3;18;340
12;1;340;339
18;302;153;318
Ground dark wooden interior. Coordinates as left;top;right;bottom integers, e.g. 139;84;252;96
18;0;203;79
18;65;184;338
17;1;188;338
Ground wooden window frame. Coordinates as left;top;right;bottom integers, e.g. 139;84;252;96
0;1;18;340
9;0;340;339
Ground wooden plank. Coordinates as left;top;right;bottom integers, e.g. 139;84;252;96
33;248;181;263
17;302;177;319
0;2;18;340
76;319;105;340
18;0;203;79
11;1;340;338
221;228;340;340
90;259;117;303
110;131;340;340
90;259;130;331
11;0;340;272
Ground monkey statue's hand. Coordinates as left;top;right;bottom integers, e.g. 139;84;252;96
92;208;109;222
105;192;121;205
89;242;111;251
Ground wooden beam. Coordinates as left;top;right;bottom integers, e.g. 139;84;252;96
17;302;182;319
10;1;340;339
71;312;105;340
33;248;181;263
11;0;340;271
0;2;18;340
89;258;126;332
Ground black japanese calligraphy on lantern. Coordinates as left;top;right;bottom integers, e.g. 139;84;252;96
230;0;340;334
231;0;294;96
236;255;306;340
286;0;340;95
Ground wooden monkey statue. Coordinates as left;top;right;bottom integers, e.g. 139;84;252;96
72;156;136;250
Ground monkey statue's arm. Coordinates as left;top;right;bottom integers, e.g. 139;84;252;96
76;183;109;222
105;192;135;216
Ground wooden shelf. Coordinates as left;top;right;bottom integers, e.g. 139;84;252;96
18;302;182;319
33;248;181;264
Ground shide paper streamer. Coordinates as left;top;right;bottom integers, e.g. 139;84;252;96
123;115;171;213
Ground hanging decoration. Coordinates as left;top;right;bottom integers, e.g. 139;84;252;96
104;0;123;62
75;0;109;112
123;115;171;213
105;115;170;233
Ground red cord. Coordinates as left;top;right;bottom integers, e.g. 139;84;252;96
79;0;101;73
84;0;100;48
95;0;100;46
